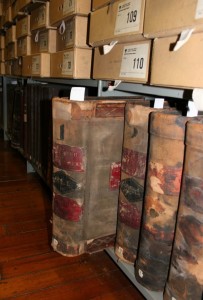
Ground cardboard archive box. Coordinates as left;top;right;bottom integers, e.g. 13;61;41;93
92;0;120;11
0;48;4;61
0;62;5;74
11;58;22;76
22;53;50;77
30;2;50;31
17;36;31;56
56;16;89;50
49;0;91;26
4;61;11;75
150;32;203;89
0;35;5;49
11;0;21;20
0;1;3;16
93;40;151;83
5;42;17;60
5;25;16;45
18;0;49;11
31;29;57;54
50;48;92;78
144;0;203;38
22;54;32;76
89;0;146;47
2;5;12;26
16;15;31;39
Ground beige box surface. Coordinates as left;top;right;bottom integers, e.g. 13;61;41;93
5;42;17;60
0;35;5;49
89;0;146;47
5;61;11;75
5;25;16;45
31;29;56;54
17;36;31;56
56;16;89;50
0;1;3;16
30;2;50;31
12;0;23;20
144;0;203;38
93;40;151;83
16;15;31;39
150;33;203;89
0;48;4;61
92;0;120;11
18;0;40;10
3;6;12;26
0;62;5;75
49;0;91;26
11;58;22;76
50;48;92;78
22;55;32;76
22;53;50;77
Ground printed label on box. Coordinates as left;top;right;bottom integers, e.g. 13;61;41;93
39;32;48;51
62;51;73;75
114;0;142;35
22;39;27;55
119;43;149;79
38;6;46;26
63;0;75;15
21;19;28;35
32;56;40;74
65;20;75;47
195;0;203;19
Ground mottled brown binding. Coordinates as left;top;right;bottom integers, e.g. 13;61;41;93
52;97;143;257
164;118;203;300
115;104;158;264
135;112;189;291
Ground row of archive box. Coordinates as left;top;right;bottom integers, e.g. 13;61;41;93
4;0;203;43
2;49;92;78
1;0;203;88
3;14;89;48
1;32;203;89
2;16;89;55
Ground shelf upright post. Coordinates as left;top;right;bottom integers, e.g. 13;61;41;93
97;80;103;96
3;76;9;141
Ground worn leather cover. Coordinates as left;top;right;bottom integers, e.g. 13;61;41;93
115;103;158;263
52;98;144;256
164;118;203;300
135;111;189;291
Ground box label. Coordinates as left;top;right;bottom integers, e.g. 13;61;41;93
21;19;28;35
114;0;142;35
32;56;40;74
62;51;73;75
119;43;149;79
37;6;46;26
39;32;48;51
63;0;75;15
22;38;27;55
195;0;203;19
65;20;75;47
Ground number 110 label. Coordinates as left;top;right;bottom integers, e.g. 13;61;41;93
119;43;150;79
114;0;142;35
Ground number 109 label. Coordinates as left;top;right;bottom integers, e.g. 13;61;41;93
119;43;150;79
114;0;142;35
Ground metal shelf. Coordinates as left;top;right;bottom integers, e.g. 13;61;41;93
105;248;163;300
100;81;192;99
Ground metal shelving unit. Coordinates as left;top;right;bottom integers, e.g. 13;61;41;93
1;75;192;299
106;248;163;300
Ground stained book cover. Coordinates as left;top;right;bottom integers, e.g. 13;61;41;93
164;118;203;300
51;97;135;256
